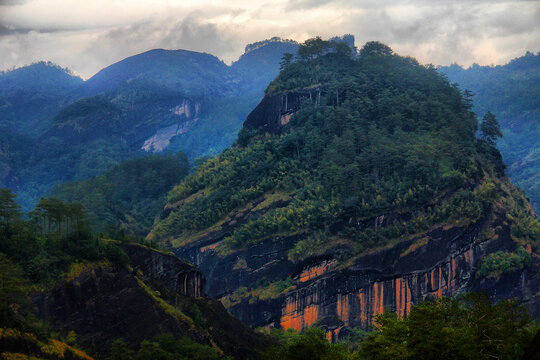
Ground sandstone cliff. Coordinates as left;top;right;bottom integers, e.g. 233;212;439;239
152;48;540;340
171;188;539;338
162;87;540;337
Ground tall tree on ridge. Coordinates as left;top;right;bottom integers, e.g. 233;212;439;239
480;111;502;146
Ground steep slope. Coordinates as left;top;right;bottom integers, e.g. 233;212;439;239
54;49;237;154
439;52;540;213
35;242;270;359
0;61;83;136
0;189;269;359
150;41;540;335
55;42;300;155
166;37;301;159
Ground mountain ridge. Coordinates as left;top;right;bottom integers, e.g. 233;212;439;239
150;40;540;334
0;37;306;211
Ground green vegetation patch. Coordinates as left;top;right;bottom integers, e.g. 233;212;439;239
154;40;510;268
0;328;93;360
54;153;189;236
476;246;532;279
400;237;429;257
222;278;296;308
107;333;220;360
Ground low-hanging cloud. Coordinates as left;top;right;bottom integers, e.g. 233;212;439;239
342;1;540;66
79;14;241;77
0;0;27;6
0;0;538;78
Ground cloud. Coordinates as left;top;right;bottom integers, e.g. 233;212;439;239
0;0;538;77
0;0;26;6
342;1;540;66
77;14;241;76
0;24;29;35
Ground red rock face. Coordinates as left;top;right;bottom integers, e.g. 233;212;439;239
279;245;475;331
280;296;319;330
299;260;337;283
200;242;220;253
174;208;540;335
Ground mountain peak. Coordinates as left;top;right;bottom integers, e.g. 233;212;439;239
150;43;539;334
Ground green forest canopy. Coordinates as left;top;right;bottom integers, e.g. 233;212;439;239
151;40;537;266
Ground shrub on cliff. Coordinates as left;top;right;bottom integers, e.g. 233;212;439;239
263;327;352;360
358;293;537;360
476;246;531;279
262;293;537;360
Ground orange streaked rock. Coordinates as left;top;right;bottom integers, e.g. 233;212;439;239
437;266;443;298
336;294;350;324
200;242;220;252
299;260;336;282
280;296;319;331
358;292;367;324
372;282;384;318
280;113;293;126
395;278;403;318
464;248;474;267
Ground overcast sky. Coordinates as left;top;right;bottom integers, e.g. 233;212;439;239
1;0;539;78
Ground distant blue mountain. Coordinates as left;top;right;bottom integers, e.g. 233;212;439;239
82;49;234;97
440;51;540;213
0;36;319;211
232;37;299;94
0;61;83;135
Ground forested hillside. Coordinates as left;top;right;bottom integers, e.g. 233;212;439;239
53;153;190;236
0;189;270;359
0;61;83;135
1;36;540;360
153;39;502;252
439;52;540;213
1;185;538;359
151;39;540;336
0;38;301;212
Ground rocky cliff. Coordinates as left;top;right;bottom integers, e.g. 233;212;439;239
152;45;540;339
34;242;269;358
243;86;325;133
171;192;539;337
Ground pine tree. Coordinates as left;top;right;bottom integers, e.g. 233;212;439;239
280;53;294;70
0;189;21;223
480;111;502;145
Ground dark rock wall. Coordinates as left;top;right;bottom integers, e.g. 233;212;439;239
34;264;206;352
243;87;325;133
33;243;271;358
173;209;539;334
121;243;204;297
